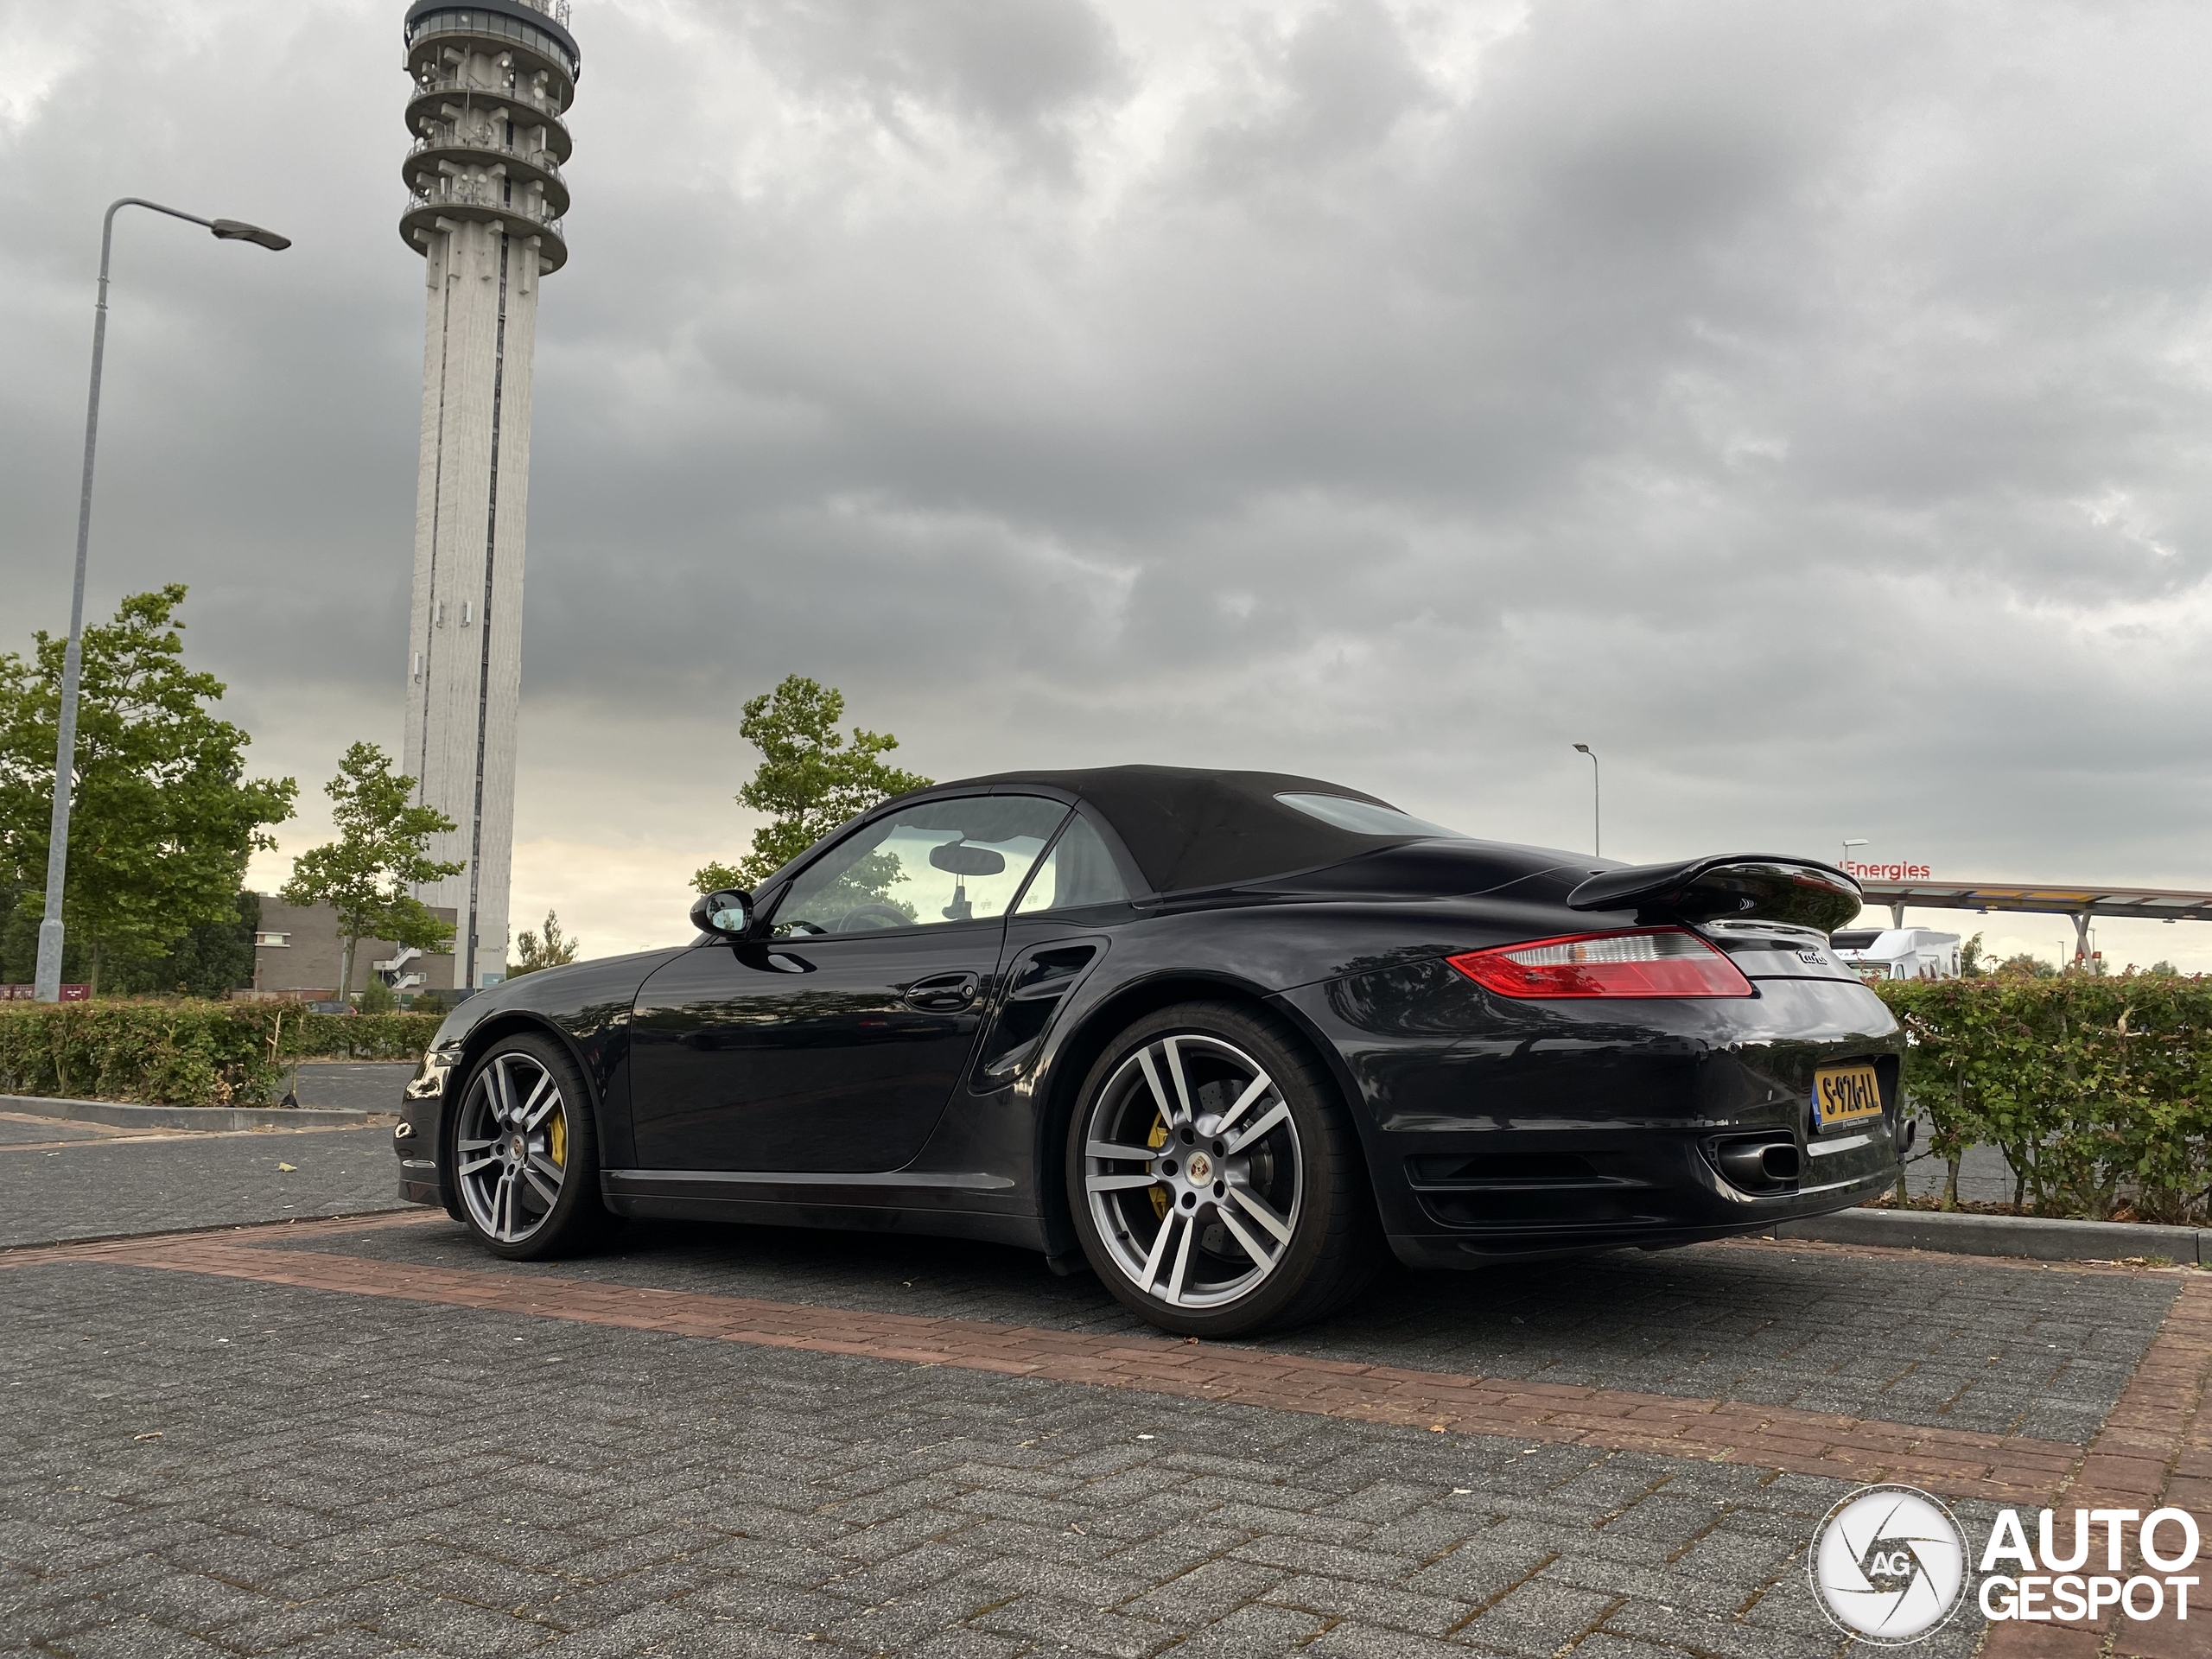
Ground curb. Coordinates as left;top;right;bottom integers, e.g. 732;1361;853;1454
0;1207;427;1256
1771;1206;2203;1265
0;1094;378;1132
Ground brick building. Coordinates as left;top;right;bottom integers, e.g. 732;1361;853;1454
249;894;457;1001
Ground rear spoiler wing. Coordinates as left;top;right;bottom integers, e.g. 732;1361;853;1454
1566;855;1863;933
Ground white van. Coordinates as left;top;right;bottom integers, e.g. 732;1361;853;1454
1827;927;1961;982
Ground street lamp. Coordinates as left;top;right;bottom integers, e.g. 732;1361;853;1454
1841;837;1868;868
1573;744;1599;857
31;198;289;1003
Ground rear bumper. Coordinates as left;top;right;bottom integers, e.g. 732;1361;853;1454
1277;969;1906;1267
1382;1140;1899;1268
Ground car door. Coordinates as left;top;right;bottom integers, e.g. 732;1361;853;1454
628;793;1071;1173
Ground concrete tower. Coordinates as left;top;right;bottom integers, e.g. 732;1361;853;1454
397;0;577;990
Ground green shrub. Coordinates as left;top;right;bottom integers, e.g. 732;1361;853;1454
286;1009;443;1063
1878;977;2212;1223
0;1001;443;1107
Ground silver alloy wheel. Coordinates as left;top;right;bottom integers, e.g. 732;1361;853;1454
454;1052;569;1244
1082;1033;1303;1309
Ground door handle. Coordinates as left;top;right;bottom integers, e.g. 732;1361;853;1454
903;972;979;1012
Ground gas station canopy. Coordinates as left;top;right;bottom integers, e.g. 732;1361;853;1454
1852;879;2212;956
1854;880;2212;924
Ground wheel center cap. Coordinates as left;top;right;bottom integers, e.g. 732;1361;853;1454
1185;1151;1213;1185
509;1134;526;1160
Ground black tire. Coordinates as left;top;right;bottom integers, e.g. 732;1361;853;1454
1065;1001;1379;1337
448;1032;606;1260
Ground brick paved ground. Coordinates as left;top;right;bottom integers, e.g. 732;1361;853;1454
0;1126;403;1249
4;1137;2210;1657
0;1254;1999;1659
286;1215;2174;1444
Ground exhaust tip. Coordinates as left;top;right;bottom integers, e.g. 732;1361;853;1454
1713;1135;1802;1193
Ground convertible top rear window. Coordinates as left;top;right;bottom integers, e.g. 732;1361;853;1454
1275;792;1465;840
942;766;1460;893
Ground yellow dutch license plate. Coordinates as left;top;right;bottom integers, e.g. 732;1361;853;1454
1811;1064;1884;1131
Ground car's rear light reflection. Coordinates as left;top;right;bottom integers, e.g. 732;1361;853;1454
1447;927;1755;999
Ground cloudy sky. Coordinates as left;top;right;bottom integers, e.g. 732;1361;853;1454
6;0;2212;969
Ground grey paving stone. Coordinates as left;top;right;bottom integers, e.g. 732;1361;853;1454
1261;1572;1475;1636
1401;1539;1557;1604
818;1574;1008;1652
290;1063;418;1113
265;1211;2177;1439
529;1601;715;1658
0;1211;2130;1659
1164;1599;1327;1657
1563;1637;1700;1659
903;1629;1033;1659
0;1113;116;1146
1459;1577;1621;1655
0;1124;404;1247
38;1617;240;1657
968;1591;1173;1658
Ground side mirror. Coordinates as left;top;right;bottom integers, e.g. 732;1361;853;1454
690;888;752;938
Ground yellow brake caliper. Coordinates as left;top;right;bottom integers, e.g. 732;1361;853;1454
1147;1112;1167;1220
549;1106;567;1169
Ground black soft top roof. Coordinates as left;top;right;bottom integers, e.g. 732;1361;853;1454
944;765;1428;894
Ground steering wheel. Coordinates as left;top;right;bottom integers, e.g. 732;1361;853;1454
834;904;912;934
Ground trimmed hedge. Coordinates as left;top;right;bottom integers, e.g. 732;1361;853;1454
13;981;2210;1216
1878;977;2212;1224
0;1002;443;1108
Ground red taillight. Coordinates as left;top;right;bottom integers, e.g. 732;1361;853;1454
1447;927;1754;999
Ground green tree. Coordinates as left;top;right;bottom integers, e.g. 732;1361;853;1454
0;879;257;995
511;909;579;976
0;586;296;995
694;675;931;893
1957;932;1986;976
281;743;462;1002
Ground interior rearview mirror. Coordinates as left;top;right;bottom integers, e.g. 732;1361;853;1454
690;888;752;938
929;842;1006;877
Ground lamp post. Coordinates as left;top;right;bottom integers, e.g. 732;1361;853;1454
31;198;289;1003
1572;744;1599;857
1840;837;1868;868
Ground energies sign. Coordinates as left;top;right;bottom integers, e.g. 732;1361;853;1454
1809;1485;2200;1645
1842;859;1932;882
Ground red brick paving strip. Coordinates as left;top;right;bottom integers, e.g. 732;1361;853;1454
3;1223;2094;1505
1979;1276;2212;1659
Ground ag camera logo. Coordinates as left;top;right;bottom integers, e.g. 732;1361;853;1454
1809;1485;1970;1644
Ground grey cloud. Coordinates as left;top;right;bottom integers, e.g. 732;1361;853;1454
732;0;1125;176
4;0;2212;963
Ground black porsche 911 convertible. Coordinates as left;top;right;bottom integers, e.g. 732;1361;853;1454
393;766;1904;1336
